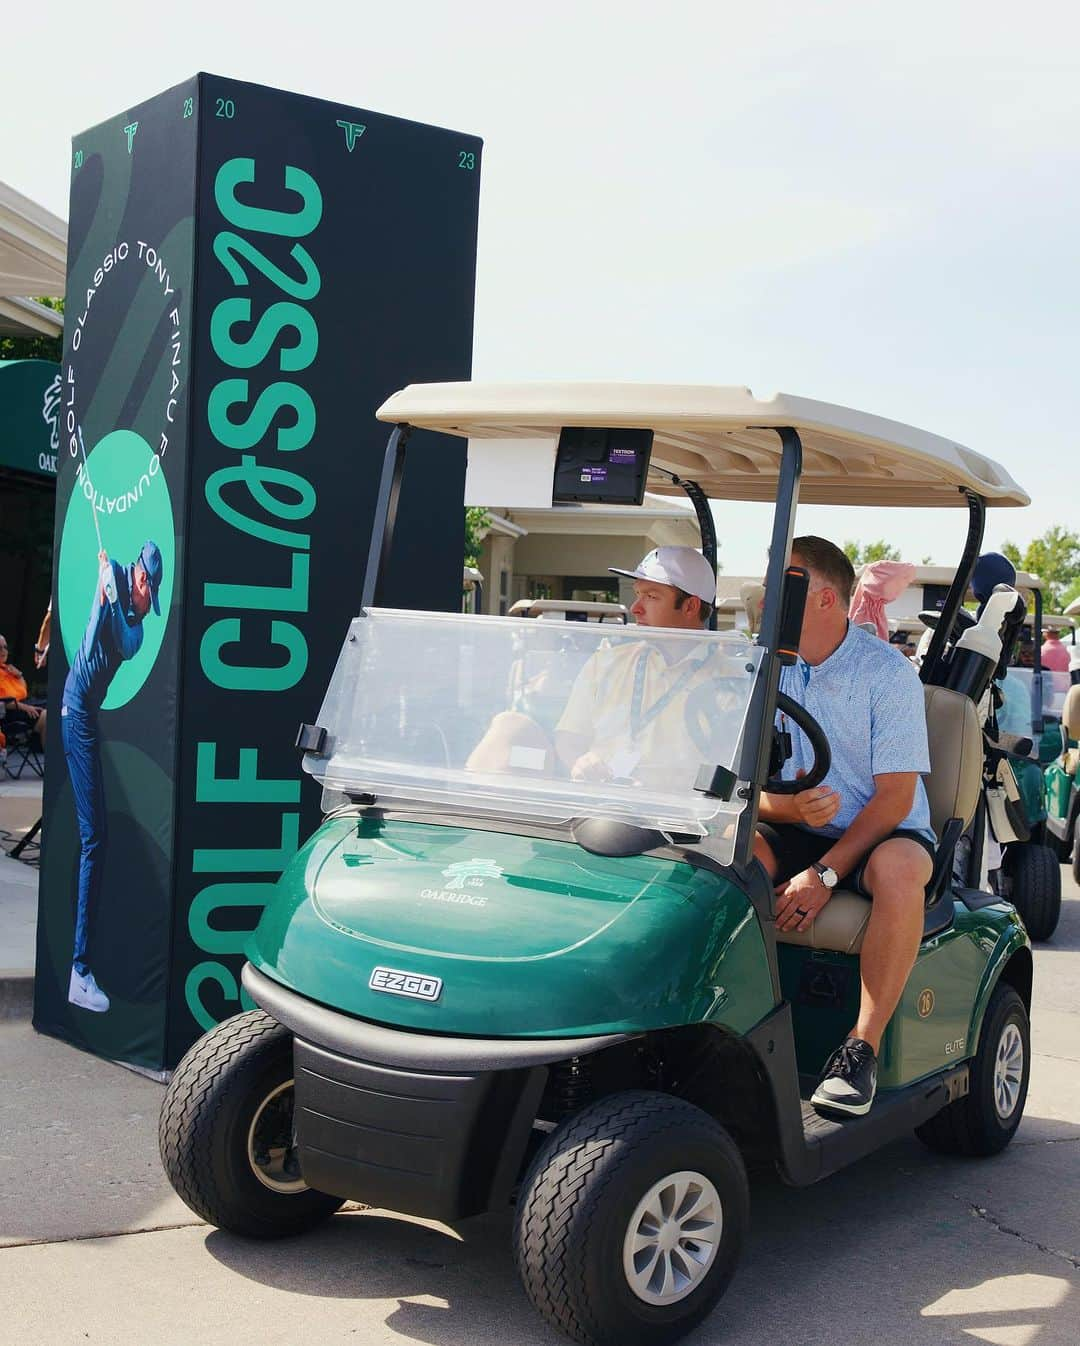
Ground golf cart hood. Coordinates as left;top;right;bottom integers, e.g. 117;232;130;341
246;815;775;1038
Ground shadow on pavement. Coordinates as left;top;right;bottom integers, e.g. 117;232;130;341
203;1121;1080;1346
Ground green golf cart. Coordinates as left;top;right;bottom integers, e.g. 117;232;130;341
161;386;1035;1346
888;568;1063;940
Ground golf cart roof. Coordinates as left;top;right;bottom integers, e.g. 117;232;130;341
1066;597;1080;618
898;564;1045;594
1046;613;1077;632
376;383;1029;509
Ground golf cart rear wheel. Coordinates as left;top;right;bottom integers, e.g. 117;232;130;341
1005;842;1061;941
159;1009;343;1239
915;982;1030;1157
1073;833;1080;888
514;1090;748;1346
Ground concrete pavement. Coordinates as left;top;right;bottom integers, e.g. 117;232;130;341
0;775;41;1020
1;845;1077;1344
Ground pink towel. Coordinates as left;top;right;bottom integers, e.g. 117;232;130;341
849;561;916;640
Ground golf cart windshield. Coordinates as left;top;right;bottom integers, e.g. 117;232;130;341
1000;666;1072;734
305;608;763;849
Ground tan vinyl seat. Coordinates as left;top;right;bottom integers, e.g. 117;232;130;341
1062;684;1080;744
775;684;982;954
1062;685;1080;774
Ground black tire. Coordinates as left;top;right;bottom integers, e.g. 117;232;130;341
1072;832;1080;888
1004;842;1062;941
915;982;1030;1157
513;1091;748;1346
159;1009;343;1238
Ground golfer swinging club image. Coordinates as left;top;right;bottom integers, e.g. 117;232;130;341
64;427;164;1013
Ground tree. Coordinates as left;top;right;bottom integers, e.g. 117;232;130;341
842;539;902;566
1001;526;1080;611
0;296;64;364
464;507;490;569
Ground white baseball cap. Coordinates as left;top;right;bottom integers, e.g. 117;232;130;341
610;546;717;604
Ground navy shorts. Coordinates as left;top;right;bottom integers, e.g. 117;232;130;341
756;822;936;898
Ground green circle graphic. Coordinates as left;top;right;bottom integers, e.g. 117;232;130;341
58;430;174;710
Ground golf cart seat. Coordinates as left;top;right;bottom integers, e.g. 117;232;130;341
775;684;982;954
1062;684;1080;773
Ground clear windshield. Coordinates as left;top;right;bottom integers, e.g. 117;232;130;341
305;607;763;850
998;666;1071;736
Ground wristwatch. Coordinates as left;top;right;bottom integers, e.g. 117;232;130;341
812;862;839;889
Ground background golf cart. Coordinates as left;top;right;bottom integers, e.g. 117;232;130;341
508;597;629;622
886;568;1063;939
1044;602;1080;876
162;385;1036;1346
463;565;484;614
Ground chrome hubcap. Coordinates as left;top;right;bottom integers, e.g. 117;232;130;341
993;1022;1024;1120
622;1170;722;1305
247;1080;307;1194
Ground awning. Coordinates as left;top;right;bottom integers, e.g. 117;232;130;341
0;180;66;339
0;359;61;479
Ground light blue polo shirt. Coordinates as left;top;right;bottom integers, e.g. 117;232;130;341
778;623;935;843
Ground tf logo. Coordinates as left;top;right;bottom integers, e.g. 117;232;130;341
917;988;936;1019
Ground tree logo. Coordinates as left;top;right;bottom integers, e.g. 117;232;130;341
441;858;503;889
42;372;62;452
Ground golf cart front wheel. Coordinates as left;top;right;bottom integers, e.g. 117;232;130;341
159;1009;343;1238
915;982;1030;1157
514;1090;748;1346
1005;843;1061;941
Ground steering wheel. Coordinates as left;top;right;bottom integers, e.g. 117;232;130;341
765;691;831;795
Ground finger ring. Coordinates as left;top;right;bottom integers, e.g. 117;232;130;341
795;907;809;917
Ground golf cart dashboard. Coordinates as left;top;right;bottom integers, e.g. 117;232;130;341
552;426;653;505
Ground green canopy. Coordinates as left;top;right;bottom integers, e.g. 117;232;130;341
0;358;61;479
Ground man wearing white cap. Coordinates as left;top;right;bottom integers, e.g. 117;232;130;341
555;546;721;785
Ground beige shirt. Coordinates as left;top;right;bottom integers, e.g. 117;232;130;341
557;640;747;791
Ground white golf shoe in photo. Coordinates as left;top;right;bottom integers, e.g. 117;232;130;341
68;966;110;1013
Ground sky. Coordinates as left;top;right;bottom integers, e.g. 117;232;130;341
5;1;1080;577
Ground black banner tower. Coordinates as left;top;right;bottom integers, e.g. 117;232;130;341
34;74;481;1073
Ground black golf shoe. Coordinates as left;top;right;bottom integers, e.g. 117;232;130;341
811;1037;877;1117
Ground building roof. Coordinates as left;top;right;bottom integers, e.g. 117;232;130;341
0;180;66;339
378;381;1028;508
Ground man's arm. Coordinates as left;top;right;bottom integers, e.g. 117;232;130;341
811;772;919;877
758;780;842;829
773;772;920;931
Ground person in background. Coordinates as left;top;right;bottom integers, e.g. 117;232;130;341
0;634;46;761
34;598;52;670
1042;627;1071;674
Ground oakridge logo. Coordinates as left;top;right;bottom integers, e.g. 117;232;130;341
420;887;488;907
420;856;503;906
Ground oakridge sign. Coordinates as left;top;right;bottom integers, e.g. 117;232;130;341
34;73;482;1074
0;359;62;478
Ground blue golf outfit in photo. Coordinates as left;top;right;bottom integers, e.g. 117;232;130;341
63;559;145;982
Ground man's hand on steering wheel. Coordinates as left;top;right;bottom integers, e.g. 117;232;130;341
790;769;841;828
775;866;831;933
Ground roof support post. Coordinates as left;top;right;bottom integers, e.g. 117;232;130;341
670;475;718;630
920;489;985;687
361;423;411;609
733;426;802;864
